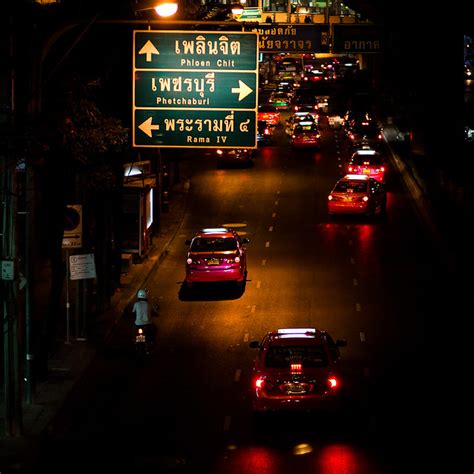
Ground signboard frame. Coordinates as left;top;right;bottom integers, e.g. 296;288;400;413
133;30;259;149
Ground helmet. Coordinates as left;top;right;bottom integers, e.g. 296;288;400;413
137;288;148;299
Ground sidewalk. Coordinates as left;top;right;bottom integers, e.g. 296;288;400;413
0;162;192;474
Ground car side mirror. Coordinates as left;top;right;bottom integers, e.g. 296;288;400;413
185;239;191;245
249;341;260;349
336;339;347;347
242;238;250;244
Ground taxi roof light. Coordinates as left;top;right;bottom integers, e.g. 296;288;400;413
202;227;229;233
344;174;369;180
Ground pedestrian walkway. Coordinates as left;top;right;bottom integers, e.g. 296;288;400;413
0;163;192;474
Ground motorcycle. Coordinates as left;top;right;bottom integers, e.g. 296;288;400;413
134;326;154;360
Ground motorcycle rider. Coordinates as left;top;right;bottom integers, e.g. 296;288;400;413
132;288;156;345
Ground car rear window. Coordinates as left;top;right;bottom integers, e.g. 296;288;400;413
191;237;237;252
334;181;368;193
351;155;384;165
264;345;328;368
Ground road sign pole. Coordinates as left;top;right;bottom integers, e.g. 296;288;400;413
65;250;71;344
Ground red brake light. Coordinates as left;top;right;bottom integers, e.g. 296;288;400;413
328;376;338;389
291;363;302;373
255;377;265;389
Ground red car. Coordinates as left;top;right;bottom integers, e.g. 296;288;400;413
257;104;281;126
291;121;321;148
249;328;347;413
347;149;386;182
327;174;387;217
184;227;249;288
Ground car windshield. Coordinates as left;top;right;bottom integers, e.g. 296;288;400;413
265;345;328;368
334;181;368;193
191;237;238;252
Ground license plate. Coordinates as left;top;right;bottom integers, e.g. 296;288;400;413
208;258;219;265
286;383;306;394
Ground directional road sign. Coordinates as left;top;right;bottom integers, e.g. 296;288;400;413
133;30;259;149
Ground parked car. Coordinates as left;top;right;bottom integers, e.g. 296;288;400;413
184;227;250;288
249;327;347;413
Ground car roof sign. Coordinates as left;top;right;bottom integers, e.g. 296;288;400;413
344;174;369;180
277;328;316;338
201;227;229;233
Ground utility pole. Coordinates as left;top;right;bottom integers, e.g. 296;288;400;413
1;155;23;437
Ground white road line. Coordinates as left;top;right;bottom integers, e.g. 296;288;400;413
243;332;249;342
251;305;256;313
360;332;366;342
224;416;231;431
234;369;242;382
274;200;279;206
268;226;273;232
265;241;270;248
353;278;358;286
356;303;361;312
272;212;276;218
277;190;280;195
261;259;266;266
350;257;355;264
363;367;370;377
257;280;261;289
348;240;353;246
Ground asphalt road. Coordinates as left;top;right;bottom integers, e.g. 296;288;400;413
25;116;461;474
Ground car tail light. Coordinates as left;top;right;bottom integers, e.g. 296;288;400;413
255;377;265;389
362;196;369;202
328;195;334;201
186;258;193;264
264;128;270;135
234;256;241;263
327;376;338;389
377;133;383;140
291;363;302;373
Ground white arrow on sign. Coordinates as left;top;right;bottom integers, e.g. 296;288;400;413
138;117;160;137
231;80;253;101
138;40;159;62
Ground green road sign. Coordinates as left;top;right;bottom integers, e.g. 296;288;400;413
134;31;258;70
135;71;257;109
134;109;256;148
133;30;258;149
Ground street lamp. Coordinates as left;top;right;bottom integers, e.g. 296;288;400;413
231;3;245;15
135;0;179;17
